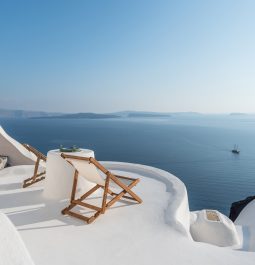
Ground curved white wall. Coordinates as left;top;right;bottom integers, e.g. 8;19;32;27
102;161;191;238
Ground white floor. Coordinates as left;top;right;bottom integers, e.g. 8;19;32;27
0;163;254;265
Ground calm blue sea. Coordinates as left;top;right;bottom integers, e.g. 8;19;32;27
1;115;255;215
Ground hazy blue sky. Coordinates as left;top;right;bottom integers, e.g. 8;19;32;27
0;0;254;113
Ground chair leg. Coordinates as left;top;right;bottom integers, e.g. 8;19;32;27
61;181;103;223
23;173;46;188
62;184;101;214
70;170;79;201
101;175;110;214
33;157;40;178
23;157;46;188
62;170;79;214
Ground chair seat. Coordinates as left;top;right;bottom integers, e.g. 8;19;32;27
78;173;135;189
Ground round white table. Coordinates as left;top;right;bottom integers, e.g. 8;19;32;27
43;149;95;200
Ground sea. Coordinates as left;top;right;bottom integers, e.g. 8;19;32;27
1;114;255;215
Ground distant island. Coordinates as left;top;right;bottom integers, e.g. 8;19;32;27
32;111;172;119
0;108;226;120
229;113;247;116
0;109;62;119
32;113;120;119
128;113;171;118
0;109;191;119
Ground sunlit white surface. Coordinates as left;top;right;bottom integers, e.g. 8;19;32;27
0;163;254;265
0;212;34;265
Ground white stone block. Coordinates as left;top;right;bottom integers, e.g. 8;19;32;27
190;210;240;247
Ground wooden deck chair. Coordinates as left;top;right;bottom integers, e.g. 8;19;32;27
61;154;142;224
22;144;46;188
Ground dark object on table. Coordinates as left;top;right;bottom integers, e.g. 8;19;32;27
59;145;81;153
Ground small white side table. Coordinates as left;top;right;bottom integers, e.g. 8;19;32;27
43;149;95;200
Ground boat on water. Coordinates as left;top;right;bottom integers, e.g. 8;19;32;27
232;144;240;154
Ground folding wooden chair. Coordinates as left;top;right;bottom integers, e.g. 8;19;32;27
61;154;142;224
22;144;46;188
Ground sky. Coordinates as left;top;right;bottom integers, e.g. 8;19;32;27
0;0;255;114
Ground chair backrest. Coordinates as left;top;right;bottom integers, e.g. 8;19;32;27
23;144;46;162
65;157;106;186
0;126;37;166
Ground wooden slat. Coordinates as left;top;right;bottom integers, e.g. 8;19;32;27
65;210;89;222
61;153;90;161
23;177;46;188
115;174;139;181
23;171;45;183
108;192;138;201
72;200;101;212
79;185;100;201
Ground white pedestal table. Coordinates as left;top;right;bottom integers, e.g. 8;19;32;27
43;149;95;200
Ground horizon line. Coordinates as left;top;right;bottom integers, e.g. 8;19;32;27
0;108;254;116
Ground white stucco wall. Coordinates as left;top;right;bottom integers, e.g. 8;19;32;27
102;161;191;238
